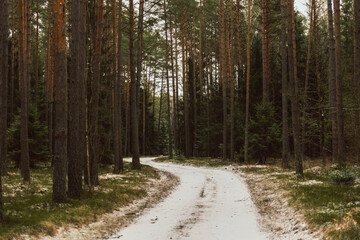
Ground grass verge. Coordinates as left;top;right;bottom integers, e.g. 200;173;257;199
240;163;360;240
0;162;160;240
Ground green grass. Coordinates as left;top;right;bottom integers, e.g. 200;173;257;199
244;163;360;239
0;162;160;239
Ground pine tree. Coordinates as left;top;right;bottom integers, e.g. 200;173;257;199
129;0;140;169
281;0;289;168
334;0;345;164
19;0;30;182
114;0;123;173
244;0;252;163
0;0;9;221
52;0;67;202
288;0;303;176
164;0;173;158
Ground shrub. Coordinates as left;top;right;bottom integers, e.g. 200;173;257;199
329;167;356;185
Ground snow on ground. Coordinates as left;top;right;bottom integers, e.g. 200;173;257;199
107;157;268;240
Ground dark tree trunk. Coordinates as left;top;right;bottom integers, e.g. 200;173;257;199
114;0;123;173
0;0;9;176
0;0;9;221
19;0;30;182
170;23;178;154
229;0;235;161
288;0;303;176
327;0;338;163
52;0;68;202
79;0;87;186
220;0;227;161
333;0;345;164
281;0;289;168
302;0;314;161
68;0;83;199
163;0;173;158
244;0;251;163
181;9;191;158
89;0;103;185
129;0;140;169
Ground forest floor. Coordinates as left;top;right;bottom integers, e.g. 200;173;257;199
157;156;360;240
0;162;178;240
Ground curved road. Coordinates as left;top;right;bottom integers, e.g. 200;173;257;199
108;157;268;240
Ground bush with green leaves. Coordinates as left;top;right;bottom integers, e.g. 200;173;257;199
7;104;50;168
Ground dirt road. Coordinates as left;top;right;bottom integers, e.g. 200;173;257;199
108;157;268;240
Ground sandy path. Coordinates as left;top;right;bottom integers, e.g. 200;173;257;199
108;157;268;240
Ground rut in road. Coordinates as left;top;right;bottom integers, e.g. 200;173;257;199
107;157;268;240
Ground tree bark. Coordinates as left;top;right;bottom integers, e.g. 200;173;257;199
114;0;123;173
334;0;345;164
181;9;191;158
53;0;67;202
0;0;9;220
19;0;30;182
164;0;173;158
302;0;314;161
288;0;303;176
130;0;140;169
170;23;178;153
281;0;289;168
244;0;251;163
262;0;270;102
229;0;235;161
327;0;338;163
220;0;227;161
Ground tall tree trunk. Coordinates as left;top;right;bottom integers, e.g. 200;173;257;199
355;0;360;162
136;0;145;132
170;23;178;154
114;0;123;173
79;0;87;186
313;1;323;162
204;0;210;157
53;0;67;202
69;0;86;197
164;0;173;158
10;0;15;123
288;0;303;176
130;0;140;168
181;9;191;158
281;0;289;168
327;0;338;163
35;0;39;105
0;0;9;220
262;0;270;102
19;0;30;182
0;0;8;175
333;0;345;164
302;0;314;161
124;58;130;156
158;73;164;135
220;0;227;161
244;0;251;163
229;0;235;161
142;65;146;155
174;23;179;111
192;18;197;157
89;0;103;185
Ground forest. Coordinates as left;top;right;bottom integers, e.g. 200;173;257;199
0;0;360;238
